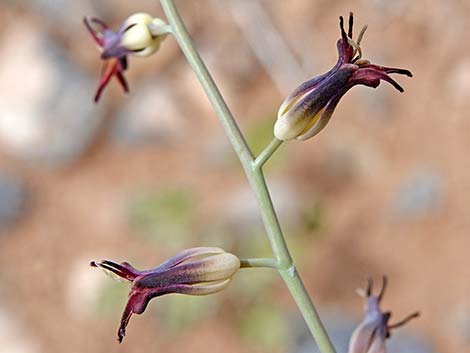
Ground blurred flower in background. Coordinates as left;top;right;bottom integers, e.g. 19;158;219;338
84;13;168;102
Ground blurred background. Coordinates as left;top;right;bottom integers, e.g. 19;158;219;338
0;0;468;353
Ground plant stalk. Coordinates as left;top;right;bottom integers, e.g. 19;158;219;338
240;258;279;269
159;2;336;353
254;137;283;169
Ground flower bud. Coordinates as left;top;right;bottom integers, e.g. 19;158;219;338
348;277;419;353
83;13;169;102
274;13;412;141
91;247;240;342
118;13;168;57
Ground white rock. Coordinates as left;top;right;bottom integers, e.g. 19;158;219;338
0;308;41;353
65;257;108;320
111;79;186;145
0;22;104;165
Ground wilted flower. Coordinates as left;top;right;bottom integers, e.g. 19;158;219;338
348;277;420;353
83;13;169;102
274;13;412;141
91;247;240;342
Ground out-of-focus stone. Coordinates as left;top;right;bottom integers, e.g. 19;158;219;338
0;307;41;353
446;60;470;108
5;0;96;32
110;80;186;146
224;178;300;232
392;168;442;218
65;257;108;320
0;23;105;166
0;172;27;229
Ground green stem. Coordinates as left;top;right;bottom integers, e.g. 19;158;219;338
253;138;283;169
160;2;336;353
240;258;279;269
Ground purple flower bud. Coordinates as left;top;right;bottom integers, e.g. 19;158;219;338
348;277;420;353
91;247;240;342
274;13;412;141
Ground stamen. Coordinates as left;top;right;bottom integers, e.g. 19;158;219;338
378;276;387;301
384;67;413;77
356;25;368;46
339;16;348;41
347;37;362;61
366;278;373;297
90;17;109;30
388;312;420;329
83;17;105;46
348;12;354;38
379;74;405;92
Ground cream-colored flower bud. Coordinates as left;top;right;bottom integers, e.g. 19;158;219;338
121;13;169;57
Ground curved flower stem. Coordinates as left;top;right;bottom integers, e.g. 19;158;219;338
240;258;280;269
159;2;336;353
253;137;283;169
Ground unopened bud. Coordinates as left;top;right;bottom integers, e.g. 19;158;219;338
91;247;240;342
274;12;411;141
120;13;169;57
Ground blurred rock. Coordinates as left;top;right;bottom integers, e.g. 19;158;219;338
6;0;96;32
392;168;442;218
65;257;108;320
446;59;470;108
450;302;470;347
0;173;27;229
0;307;41;353
293;312;436;353
110;80;186;146
224;178;300;232
201;30;259;92
0;22;105;166
200;133;233;168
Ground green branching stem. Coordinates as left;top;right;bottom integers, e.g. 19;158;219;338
253;137;283;169
159;2;336;353
240;258;280;269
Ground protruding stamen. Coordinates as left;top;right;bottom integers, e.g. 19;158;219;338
83;17;106;46
339;16;348;41
356;25;368;46
380;74;405;92
378;276;387;301
348;12;354;38
348;37;362;61
388;312;420;329
366;278;373;296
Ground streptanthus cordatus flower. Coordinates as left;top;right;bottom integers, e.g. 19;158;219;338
348;277;420;353
274;13;412;141
83;13;169;102
91;247;240;342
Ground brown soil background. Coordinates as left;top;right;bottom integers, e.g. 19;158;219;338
0;1;468;353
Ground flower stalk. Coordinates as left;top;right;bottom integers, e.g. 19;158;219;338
159;1;336;353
